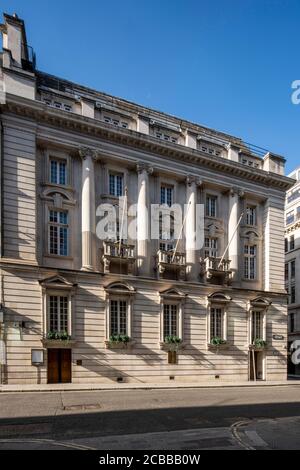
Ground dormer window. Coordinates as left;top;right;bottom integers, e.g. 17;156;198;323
103;115;129;129
43;97;72;112
155;131;177;144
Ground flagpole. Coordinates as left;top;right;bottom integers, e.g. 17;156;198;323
218;211;244;268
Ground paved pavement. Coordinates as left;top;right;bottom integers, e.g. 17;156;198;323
1;386;300;449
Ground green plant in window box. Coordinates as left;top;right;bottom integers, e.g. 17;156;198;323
252;338;267;349
109;334;130;344
210;336;227;346
46;330;71;341
163;335;182;351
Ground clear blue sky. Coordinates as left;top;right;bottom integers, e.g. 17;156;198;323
1;0;300;174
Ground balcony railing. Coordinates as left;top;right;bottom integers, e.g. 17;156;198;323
200;256;232;283
156;249;186;280
102;240;135;274
103;240;135;258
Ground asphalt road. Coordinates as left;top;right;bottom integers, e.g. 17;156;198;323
0;386;300;449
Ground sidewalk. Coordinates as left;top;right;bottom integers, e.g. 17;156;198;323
1;380;300;393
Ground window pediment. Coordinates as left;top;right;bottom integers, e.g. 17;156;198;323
159;288;186;300
208;291;231;304
249;297;271;310
39;274;76;290
105;281;135;295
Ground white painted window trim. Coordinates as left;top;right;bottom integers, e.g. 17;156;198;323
207;303;228;343
159;297;184;343
105;293;133;340
45;149;72;187
42;289;73;337
248;308;267;344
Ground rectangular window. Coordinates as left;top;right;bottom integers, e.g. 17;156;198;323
49;210;69;256
290;285;296;304
210;307;222;338
285;238;288;252
286;211;294;225
50;159;67;185
246;206;256;226
290;313;295;333
109;173;124;197
244;244;257;280
206;195;217;218
251;311;262;342
49;295;69;333
204;237;218;258
290;235;295;251
160;185;173;206
290;260;296;279
285;263;289;282
110;299;127;336
163;304;178;339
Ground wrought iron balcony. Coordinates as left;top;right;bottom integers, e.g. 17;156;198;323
156;249;186;280
200;256;232;283
102;240;135;274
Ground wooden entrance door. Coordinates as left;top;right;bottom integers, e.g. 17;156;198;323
47;349;72;383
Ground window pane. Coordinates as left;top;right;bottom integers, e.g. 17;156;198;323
50;160;57;184
110;300;118;335
59;227;68;256
109;174;115;196
49;225;58;254
119;300;127;335
59;161;66;185
60;296;68;332
49;296;58;331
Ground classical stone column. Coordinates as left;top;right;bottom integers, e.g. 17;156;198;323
185;176;198;281
228;187;243;281
80;147;97;271
136;163;152;276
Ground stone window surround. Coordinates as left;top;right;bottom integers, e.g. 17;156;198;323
247;297;271;345
104;282;135;341
41;189;76;261
159;289;186;344
43;148;72;188
40;276;77;338
206;292;231;345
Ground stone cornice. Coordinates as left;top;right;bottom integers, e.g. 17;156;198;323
2;93;294;191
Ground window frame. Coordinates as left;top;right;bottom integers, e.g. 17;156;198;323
49;157;68;186
244;244;257;280
109;171;124;197
104;283;135;341
159;290;185;344
205;195;217;218
48;208;69;257
246;205;257;226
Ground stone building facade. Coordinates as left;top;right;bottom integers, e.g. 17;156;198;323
0;13;293;385
285;167;300;376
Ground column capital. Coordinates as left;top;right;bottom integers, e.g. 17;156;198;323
186;175;202;187
79;147;98;161
136;162;153;175
229;186;244;198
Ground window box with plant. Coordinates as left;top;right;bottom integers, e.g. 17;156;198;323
105;334;135;349
249;338;267;350
160;335;185;351
208;336;229;350
42;330;76;348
